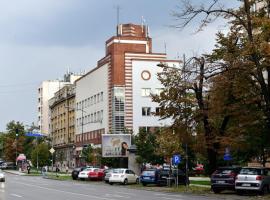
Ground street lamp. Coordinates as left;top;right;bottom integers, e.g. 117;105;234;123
15;132;18;166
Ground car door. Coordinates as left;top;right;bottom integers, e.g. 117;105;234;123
129;170;136;183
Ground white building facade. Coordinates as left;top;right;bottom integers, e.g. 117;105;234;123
74;24;180;155
38;73;82;135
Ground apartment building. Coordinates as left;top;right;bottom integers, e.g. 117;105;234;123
74;23;180;160
49;84;77;168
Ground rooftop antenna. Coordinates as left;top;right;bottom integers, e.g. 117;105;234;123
115;5;122;36
141;16;146;33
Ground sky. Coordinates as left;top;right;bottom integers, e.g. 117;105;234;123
0;0;240;131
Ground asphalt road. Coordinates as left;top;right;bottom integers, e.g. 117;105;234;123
0;173;253;200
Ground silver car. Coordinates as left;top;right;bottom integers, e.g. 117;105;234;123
235;167;270;195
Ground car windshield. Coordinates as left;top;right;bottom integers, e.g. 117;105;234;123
113;169;124;174
142;170;155;176
240;168;262;175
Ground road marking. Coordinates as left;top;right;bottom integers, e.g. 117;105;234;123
105;193;129;198
114;191;136;196
11;194;22;198
16;182;117;200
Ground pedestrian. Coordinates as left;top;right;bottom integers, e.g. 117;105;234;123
42;167;46;178
27;165;31;174
65;166;68;174
56;166;60;177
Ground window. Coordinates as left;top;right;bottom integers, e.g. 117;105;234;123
91;114;93;123
100;110;103;121
142;107;151;116
94;112;97;122
100;92;103;102
94;95;96;104
97;111;100;121
141;88;151;97
97;93;100;103
91;96;93;105
155;107;160;114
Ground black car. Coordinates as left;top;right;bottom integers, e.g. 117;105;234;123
157;169;187;186
71;167;86;180
211;166;242;193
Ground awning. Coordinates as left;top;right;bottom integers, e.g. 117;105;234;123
16;154;26;161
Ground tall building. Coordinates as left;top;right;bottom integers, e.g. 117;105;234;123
74;23;180;162
37;72;82;135
49;84;76;168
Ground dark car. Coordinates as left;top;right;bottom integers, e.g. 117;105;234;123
140;169;160;186
71;167;86;180
211;166;242;193
157;169;187;186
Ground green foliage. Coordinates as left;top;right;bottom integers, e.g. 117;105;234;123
31;143;50;167
135;128;163;164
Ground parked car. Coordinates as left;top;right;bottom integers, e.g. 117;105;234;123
0;170;5;182
157;169;187;186
104;169;114;183
88;168;105;181
211;166;241;193
109;168;139;185
140;169;160;186
0;162;7;169
71;167;86;180
78;168;98;180
235;167;270;195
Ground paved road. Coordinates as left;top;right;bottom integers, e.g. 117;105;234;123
0;173;251;200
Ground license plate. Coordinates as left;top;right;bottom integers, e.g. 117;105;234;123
217;181;225;184
242;183;251;187
162;176;167;178
144;177;150;180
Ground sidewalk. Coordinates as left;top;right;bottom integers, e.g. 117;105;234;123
189;176;210;181
4;170;26;176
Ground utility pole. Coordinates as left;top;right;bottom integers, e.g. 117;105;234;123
183;54;189;189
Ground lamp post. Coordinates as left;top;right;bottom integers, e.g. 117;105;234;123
15;133;18;166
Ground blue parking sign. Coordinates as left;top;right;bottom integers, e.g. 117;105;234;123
172;154;181;165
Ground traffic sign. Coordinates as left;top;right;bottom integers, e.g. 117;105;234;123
49;148;55;154
25;132;45;137
223;147;232;161
172;154;181;165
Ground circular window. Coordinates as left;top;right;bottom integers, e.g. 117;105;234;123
141;70;151;81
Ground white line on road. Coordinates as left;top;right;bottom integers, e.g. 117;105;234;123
114;191;136;196
16;182;117;200
105;193;130;198
11;194;23;198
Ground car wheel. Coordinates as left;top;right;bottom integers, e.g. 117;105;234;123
109;182;113;185
259;185;268;195
212;188;221;194
123;179;128;185
136;178;139;184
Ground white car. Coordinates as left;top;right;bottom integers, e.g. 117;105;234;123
0;170;5;182
78;168;98;180
109;168;139;185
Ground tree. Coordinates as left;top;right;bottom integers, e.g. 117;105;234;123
31;143;50;168
4;121;25;162
82;145;94;165
134;128;163;165
171;0;270;167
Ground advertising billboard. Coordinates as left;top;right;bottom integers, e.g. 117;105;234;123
102;134;131;157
